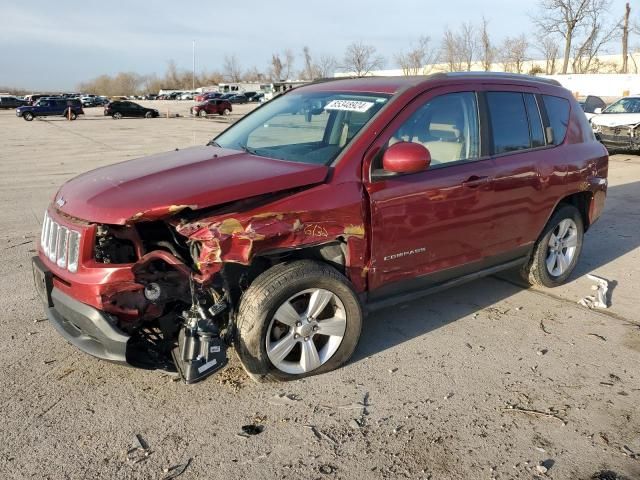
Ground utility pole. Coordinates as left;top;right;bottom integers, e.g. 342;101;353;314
622;3;630;73
192;40;196;91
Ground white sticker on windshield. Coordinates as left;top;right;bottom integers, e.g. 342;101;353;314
324;100;375;113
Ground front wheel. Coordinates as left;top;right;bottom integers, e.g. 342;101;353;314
199;109;207;117
23;112;34;121
144;111;153;118
521;204;584;287
235;260;363;383
112;112;123;119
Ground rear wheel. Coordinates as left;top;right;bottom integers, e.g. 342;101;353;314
112;112;123;119
66;110;77;121
521;204;584;287
235;260;363;383
221;108;230;116
23;112;34;121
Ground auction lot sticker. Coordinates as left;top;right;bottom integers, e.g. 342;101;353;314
324;100;375;112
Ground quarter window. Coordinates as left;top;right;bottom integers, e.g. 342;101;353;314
542;95;570;145
386;92;480;168
487;92;531;154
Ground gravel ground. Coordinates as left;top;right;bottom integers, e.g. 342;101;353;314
0;103;638;480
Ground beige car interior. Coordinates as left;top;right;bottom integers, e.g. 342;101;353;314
388;93;479;168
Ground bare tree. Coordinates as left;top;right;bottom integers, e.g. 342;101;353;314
459;22;479;71
572;2;619;73
440;23;478;72
395;36;438;75
500;35;529;73
533;0;604;74
223;55;242;82
479;17;495;71
270;54;283;81
441;28;463;72
536;34;560;74
282;49;296;80
621;2;631;73
316;55;338;78
301;46;316;80
244;66;265;82
341;41;385;76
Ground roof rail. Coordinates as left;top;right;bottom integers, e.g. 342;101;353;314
444;71;562;86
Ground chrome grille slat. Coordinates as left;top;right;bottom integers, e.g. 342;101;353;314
41;211;81;272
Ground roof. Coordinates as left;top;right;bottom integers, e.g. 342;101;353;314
301;72;562;95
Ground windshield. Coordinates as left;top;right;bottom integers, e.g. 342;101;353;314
212;90;390;165
603;97;640;114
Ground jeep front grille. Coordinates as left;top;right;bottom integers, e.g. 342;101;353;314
41;211;81;272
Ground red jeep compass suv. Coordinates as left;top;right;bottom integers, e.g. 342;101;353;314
33;73;608;383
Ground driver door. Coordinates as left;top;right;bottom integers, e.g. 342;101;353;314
365;86;501;299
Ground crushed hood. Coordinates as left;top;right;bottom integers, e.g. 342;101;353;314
591;113;640;127
54;145;328;225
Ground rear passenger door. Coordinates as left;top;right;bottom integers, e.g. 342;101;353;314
483;87;566;252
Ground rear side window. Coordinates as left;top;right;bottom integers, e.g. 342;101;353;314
487;92;530;154
542;95;570;145
524;94;546;148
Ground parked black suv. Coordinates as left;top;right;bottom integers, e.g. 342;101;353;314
16;98;84;121
104;101;159;119
0;96;28;109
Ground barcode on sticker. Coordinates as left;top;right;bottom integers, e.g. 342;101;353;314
197;359;217;373
324;100;374;113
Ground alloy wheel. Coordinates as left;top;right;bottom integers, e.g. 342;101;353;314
265;288;347;374
546;218;578;276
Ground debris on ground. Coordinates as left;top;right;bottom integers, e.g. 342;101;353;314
303;424;338;444
537;349;548;356
318;464;336;475
539;320;551;334
502;404;566;424
162;458;191;480
536;464;548;474
588;333;607;342
578;274;610;309
126;434;152;464
238;424;264;437
267;393;300;406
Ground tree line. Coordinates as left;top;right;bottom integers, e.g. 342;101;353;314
74;0;636;96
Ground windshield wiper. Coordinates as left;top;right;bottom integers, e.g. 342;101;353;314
207;140;221;147
238;144;258;155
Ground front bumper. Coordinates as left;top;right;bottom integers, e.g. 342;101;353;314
32;256;130;364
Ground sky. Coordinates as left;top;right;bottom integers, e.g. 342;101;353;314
0;0;632;91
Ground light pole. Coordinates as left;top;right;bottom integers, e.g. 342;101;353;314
192;40;196;91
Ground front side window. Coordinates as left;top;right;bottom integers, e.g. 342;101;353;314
386;92;480;168
213;91;389;165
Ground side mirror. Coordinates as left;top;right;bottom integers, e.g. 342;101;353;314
594;107;602;114
382;142;431;174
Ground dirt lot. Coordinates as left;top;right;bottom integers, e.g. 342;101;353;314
0;102;639;480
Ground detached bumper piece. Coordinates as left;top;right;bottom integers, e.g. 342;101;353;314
172;307;227;384
32;256;130;364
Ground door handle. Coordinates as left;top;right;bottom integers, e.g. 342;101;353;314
462;175;490;188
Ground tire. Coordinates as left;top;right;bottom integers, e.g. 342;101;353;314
23;112;34;121
144;111;153;118
521;204;584;287
199;109;207;117
235;260;363;383
221;108;230;116
66;110;77;121
113;112;123;119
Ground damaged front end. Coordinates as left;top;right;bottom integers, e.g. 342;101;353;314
43;182;367;384
594;122;640;150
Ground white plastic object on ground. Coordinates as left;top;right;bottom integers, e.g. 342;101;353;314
578;274;610;309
